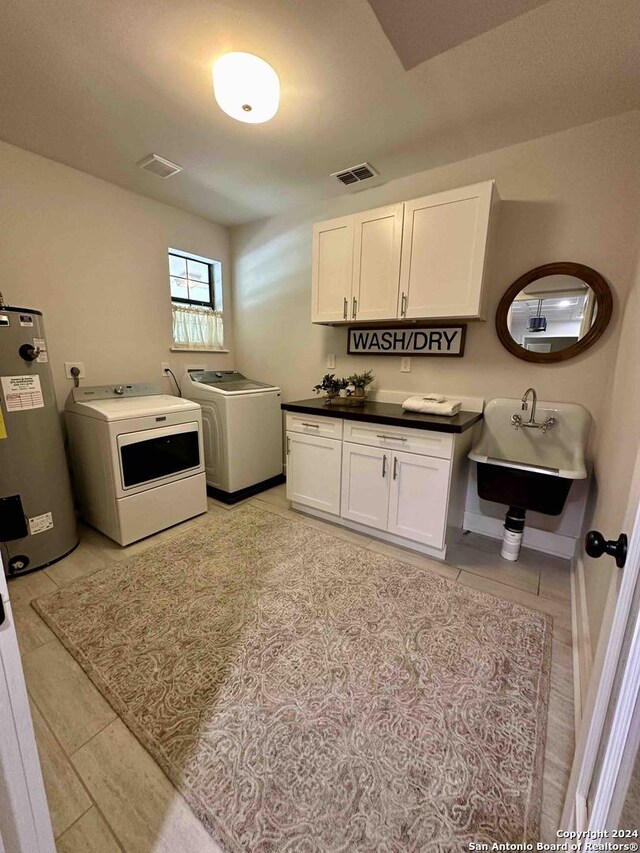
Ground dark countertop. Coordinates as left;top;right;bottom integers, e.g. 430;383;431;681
282;398;483;434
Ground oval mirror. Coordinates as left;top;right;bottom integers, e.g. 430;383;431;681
496;262;612;363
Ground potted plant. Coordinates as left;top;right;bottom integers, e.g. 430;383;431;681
345;370;374;401
312;373;347;405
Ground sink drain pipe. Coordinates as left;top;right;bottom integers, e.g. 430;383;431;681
502;506;526;561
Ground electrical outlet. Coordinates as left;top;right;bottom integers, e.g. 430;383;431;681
64;362;85;379
161;362;170;376
400;357;411;373
326;354;336;369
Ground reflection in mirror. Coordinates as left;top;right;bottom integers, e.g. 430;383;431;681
496;262;612;363
507;275;597;354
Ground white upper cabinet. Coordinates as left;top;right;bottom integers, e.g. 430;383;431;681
351;204;403;322
311;180;498;324
311;215;354;323
398;181;497;320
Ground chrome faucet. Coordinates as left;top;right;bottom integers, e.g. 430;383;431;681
511;387;557;432
521;387;537;423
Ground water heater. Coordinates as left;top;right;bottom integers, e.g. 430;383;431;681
0;303;78;576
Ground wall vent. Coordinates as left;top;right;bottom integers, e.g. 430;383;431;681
331;162;378;187
137;154;183;179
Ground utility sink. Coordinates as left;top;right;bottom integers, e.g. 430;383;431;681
469;397;590;516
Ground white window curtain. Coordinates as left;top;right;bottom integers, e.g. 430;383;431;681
172;304;224;350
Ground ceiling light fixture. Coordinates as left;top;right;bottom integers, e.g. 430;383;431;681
213;52;280;124
528;299;547;333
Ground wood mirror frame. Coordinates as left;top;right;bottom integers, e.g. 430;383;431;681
495;261;613;364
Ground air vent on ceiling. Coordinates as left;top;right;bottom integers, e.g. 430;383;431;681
137;153;183;179
331;162;379;187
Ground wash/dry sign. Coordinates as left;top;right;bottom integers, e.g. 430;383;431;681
347;325;466;357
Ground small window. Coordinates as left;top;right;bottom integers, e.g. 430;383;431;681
169;253;214;308
169;249;224;351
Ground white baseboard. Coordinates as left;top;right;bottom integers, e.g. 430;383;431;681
571;555;594;732
291;503;447;561
463;510;577;559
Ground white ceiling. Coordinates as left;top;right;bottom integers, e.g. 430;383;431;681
366;0;553;69
1;0;639;226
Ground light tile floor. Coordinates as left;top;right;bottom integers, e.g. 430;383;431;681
10;484;574;851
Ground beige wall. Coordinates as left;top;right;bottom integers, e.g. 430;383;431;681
0;141;233;407
2;113;638;647
232;111;640;539
583;239;640;647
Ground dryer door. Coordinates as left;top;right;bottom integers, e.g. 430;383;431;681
116;422;201;494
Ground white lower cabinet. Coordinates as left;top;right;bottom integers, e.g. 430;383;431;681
286;412;469;558
341;443;390;528
285;431;342;515
341;443;450;549
387;451;450;548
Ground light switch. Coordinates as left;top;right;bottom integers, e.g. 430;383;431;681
400;357;411;373
326;354;336;369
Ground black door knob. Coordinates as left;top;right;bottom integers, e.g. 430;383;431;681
585;530;628;569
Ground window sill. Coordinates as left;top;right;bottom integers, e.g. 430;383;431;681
170;347;230;353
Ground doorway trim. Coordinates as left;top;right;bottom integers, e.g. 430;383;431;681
562;455;640;829
570;554;594;729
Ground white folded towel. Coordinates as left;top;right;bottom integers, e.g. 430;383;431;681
402;395;462;417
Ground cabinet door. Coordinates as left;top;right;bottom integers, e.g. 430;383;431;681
286;432;342;515
387;451;451;548
399;181;495;319
341;442;390;530
311;215;354;323
351;204;403;321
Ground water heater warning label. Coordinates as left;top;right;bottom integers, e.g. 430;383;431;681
1;375;44;411
29;512;53;535
33;337;48;363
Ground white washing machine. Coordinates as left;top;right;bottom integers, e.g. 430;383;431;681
65;383;207;545
180;370;283;503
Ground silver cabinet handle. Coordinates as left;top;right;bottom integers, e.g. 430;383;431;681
400;292;407;317
376;433;407;441
393;456;398;480
352;297;357;319
343;297;348;320
381;454;387;478
301;422;319;428
286;435;291;455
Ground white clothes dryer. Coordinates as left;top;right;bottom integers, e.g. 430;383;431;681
65;383;207;545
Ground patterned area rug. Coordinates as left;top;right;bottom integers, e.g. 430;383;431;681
34;504;551;852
